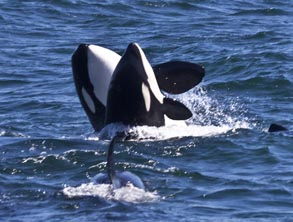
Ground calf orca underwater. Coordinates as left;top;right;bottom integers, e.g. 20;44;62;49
92;134;145;190
72;42;205;131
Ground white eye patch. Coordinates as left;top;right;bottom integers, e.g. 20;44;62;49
141;82;151;112
135;43;164;105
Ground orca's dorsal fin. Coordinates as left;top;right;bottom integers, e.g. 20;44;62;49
163;98;192;120
106;133;126;189
268;123;288;132
153;61;205;94
107;134;119;189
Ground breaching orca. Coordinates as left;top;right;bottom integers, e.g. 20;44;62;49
92;134;145;190
72;43;205;130
106;43;194;126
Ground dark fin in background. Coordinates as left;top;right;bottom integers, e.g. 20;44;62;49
107;134;119;189
72;44;105;131
153;61;205;94
268;123;288;132
106;133;145;190
163;97;192;120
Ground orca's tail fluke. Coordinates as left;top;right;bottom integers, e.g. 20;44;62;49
268;123;288;132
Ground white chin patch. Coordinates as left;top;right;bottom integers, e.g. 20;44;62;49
141;82;151;112
82;87;96;113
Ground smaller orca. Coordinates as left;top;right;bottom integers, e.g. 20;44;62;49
268;123;288;133
92;133;145;190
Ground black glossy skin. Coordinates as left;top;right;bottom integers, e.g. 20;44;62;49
153;61;205;94
105;43;165;126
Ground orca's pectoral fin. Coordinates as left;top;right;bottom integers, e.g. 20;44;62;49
163;98;192;120
153;61;205;94
268;123;288;132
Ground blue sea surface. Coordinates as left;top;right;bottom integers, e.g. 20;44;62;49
0;1;293;221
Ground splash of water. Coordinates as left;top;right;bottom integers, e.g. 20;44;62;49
87;87;251;141
180;87;250;127
0;128;29;138
62;183;159;203
65;88;252;203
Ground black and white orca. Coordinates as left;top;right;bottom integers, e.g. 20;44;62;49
72;42;205;130
92;134;145;190
106;42;196;126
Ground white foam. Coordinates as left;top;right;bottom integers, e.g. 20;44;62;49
62;183;159;203
129;124;233;140
0;129;5;136
86;120;250;141
85;86;252;141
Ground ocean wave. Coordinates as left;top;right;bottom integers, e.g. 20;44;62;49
231;7;289;16
207;76;292;93
0;128;28;138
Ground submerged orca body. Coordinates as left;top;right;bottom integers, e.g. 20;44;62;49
92;135;145;190
72;42;205;131
92;171;145;190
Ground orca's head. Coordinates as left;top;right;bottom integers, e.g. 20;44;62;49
117;42;163;102
106;43;192;126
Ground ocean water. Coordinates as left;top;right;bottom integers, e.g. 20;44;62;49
0;0;292;221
